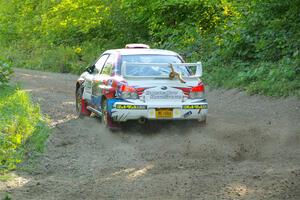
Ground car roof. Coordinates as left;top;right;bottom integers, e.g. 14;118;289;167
103;48;179;56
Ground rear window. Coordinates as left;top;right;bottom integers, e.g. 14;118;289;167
120;55;192;77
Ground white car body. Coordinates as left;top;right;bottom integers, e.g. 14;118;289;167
76;45;208;129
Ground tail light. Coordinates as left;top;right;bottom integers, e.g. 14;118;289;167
120;85;139;99
189;84;205;99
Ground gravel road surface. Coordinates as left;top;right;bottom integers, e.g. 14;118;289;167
1;68;299;200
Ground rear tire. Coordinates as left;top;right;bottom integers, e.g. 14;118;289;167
76;85;91;117
198;117;207;126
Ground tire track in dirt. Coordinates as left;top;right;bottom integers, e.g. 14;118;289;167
1;68;299;200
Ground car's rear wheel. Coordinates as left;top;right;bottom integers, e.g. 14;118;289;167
76;85;91;117
101;98;120;130
198;117;207;126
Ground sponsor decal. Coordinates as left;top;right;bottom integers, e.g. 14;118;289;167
107;79;113;86
184;111;192;118
116;104;147;110
108;98;124;115
145;90;182;100
182;105;208;109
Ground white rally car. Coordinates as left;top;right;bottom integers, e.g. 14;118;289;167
75;44;208;130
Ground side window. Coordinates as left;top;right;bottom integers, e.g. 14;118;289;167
101;54;115;75
95;54;109;73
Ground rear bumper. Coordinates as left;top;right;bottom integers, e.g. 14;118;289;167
108;99;208;122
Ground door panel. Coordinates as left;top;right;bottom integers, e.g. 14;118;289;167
90;53;114;108
82;73;94;101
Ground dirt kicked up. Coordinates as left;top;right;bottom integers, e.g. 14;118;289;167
1;68;299;200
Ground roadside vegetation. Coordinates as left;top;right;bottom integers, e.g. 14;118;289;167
0;58;49;175
0;0;299;96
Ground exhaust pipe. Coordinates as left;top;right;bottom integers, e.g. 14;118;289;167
87;106;102;116
138;117;147;124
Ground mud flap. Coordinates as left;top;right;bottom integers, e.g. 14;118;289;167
81;99;91;116
106;98;123;130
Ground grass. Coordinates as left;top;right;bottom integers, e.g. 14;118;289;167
203;58;300;97
0;173;13;182
0;85;50;174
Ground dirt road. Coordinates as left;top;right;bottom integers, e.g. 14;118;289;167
1;68;300;199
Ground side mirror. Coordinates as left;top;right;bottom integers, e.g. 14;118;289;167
86;65;95;74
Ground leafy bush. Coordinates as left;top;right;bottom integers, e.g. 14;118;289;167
0;0;299;97
0;86;49;173
204;58;300;97
0;58;13;85
0;44;91;74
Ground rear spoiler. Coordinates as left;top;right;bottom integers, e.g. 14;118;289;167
121;62;203;80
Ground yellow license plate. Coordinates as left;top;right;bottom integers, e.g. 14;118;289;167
155;108;173;118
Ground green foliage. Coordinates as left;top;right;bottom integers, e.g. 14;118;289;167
241;61;299;97
214;0;300;63
0;85;49;173
148;0;233;50
0;0;299;96
0;58;13;85
40;0;110;45
2;193;12;200
202;0;300;96
205;58;300;97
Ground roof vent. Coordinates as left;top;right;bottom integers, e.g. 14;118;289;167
125;44;150;49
